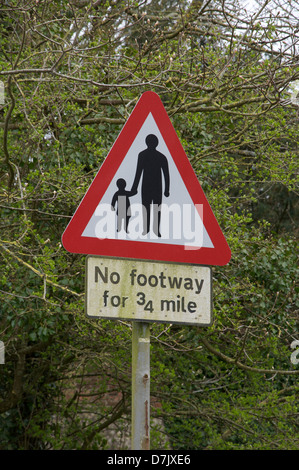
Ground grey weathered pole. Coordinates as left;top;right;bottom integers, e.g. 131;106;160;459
131;321;150;450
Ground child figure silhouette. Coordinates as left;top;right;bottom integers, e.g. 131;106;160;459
111;178;132;233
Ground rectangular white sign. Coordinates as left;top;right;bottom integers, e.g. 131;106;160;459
86;256;212;326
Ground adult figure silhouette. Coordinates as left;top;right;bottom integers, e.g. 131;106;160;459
131;134;170;237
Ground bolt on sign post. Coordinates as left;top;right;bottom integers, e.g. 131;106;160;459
62;92;231;450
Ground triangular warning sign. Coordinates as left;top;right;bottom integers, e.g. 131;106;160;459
62;91;231;266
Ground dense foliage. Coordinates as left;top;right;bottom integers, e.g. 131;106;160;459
0;0;298;450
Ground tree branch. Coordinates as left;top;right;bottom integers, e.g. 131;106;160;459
200;337;299;375
0;243;84;298
2;76;16;192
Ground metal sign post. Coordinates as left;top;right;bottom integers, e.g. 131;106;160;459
131;322;150;450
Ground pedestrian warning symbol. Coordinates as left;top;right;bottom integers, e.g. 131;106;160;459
62;91;231;266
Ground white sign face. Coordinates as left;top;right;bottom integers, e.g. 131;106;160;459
82;113;213;250
86;256;212;326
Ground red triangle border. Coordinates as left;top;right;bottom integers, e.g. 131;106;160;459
62;91;231;266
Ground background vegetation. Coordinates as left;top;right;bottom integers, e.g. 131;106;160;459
0;0;298;450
